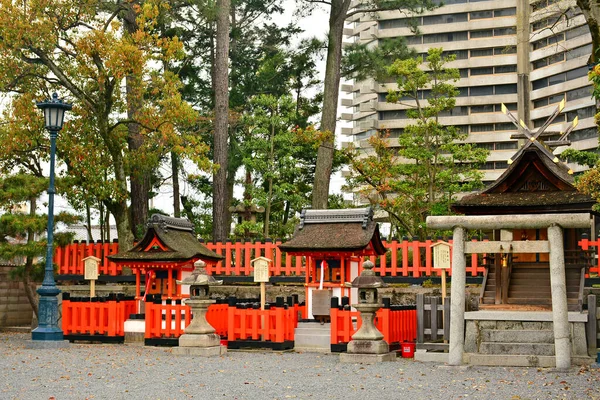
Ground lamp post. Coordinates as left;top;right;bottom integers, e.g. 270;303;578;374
31;93;72;341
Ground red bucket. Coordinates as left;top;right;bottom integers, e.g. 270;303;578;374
401;342;415;358
220;339;228;348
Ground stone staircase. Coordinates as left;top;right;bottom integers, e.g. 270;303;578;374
466;320;557;367
293;322;331;353
480;262;582;311
464;313;591;367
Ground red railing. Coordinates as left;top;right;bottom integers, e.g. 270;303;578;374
62;295;136;337
330;306;417;348
578;236;600;275
55;238;494;277
143;300;299;344
227;306;299;343
55;241;121;275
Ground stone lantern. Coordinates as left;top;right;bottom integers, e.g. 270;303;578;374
340;260;395;363
172;260;226;356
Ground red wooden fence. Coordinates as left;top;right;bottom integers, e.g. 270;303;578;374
56;238;497;277
143;300;299;344
578;236;600;274
227;306;298;343
330;306;417;348
55;241;121;275
62;297;136;337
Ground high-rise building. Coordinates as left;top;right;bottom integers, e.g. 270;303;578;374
341;0;596;187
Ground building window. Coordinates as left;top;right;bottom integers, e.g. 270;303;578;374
471;30;493;39
495;122;515;131
566;25;590;40
532;77;548;90
379;19;411;29
567;106;597;121
471;67;493;76
443;50;469;60
407;36;422;45
566;86;592;101
532;33;564;50
570;128;598;142
471;105;494;113
495;8;516;17
470;86;494;96
494;46;516;55
494;27;516;36
470;10;493;19
495;65;517;74
380;110;407;120
566;66;588;80
495;103;517;112
424;13;468;25
471;48;494;57
495;84;518;94
567;44;592;61
471;124;494;132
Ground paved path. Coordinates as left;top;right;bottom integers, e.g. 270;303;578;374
1;332;599;399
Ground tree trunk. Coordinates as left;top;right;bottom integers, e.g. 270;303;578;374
311;0;350;209
264;120;276;238
212;0;231;241
171;151;181;217
123;1;150;239
577;0;600;63
24;197;38;319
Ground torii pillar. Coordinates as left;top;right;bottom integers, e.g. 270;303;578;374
427;213;591;370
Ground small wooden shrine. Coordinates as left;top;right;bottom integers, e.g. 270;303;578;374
278;207;386;320
453;136;596;311
108;214;223;301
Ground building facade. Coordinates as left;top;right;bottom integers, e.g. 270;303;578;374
342;0;596;187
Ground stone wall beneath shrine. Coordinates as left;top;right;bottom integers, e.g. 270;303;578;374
0;264;35;327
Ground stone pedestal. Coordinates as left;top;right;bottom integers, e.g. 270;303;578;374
173;298;226;357
341;302;393;363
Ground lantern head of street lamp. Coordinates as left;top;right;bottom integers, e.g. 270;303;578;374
36;93;72;132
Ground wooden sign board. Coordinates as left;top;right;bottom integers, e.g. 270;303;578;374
252;257;271;283
83;256;101;280
431;242;451;270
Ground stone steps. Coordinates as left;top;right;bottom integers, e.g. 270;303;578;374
293;322;331;353
479;342;555;356
481;329;554;343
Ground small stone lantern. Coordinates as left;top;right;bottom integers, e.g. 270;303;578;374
172;260;226;356
340;260;395;363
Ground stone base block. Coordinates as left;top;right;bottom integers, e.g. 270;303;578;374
172;346;227;357
414;349;449;363
339;352;396;363
124;332;145;343
179;333;220;348
25;340;69;349
347;339;389;354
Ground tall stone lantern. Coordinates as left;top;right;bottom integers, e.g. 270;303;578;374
340;260;395;363
172;260;226;356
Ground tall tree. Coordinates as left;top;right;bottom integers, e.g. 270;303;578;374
343;48;488;238
303;0;435;209
212;0;231;241
0;0;208;250
241;94;319;238
577;1;600;63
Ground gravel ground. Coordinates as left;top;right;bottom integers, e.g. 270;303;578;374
1;332;599;400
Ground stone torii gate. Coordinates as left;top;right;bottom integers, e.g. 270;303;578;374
426;213;592;370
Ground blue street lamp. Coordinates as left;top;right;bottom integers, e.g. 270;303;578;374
31;93;72;341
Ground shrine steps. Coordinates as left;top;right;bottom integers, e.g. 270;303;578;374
293;322;331;353
480;262;583;311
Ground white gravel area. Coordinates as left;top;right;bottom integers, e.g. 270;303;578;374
1;332;599;400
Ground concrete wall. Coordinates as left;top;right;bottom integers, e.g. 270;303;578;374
0;265;35;327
